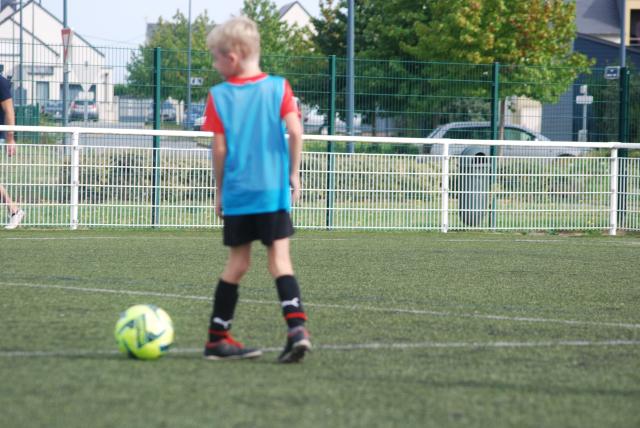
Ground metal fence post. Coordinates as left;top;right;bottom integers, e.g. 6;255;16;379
490;62;500;142
610;147;619;236
326;55;337;229
617;67;630;228
152;47;162;226
490;62;500;229
441;141;450;233
70;131;80;230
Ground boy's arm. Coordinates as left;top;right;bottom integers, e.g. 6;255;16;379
1;97;16;156
284;111;303;203
212;133;227;217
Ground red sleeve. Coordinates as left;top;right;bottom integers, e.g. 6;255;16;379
201;92;224;134
280;80;301;119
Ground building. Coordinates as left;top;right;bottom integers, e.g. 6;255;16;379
0;0;114;120
278;1;314;31
577;0;640;46
540;0;640;142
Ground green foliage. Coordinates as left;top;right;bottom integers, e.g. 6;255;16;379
243;0;313;59
123;11;215;100
589;65;640;143
307;0;594;137
404;0;594;103
120;1;313;101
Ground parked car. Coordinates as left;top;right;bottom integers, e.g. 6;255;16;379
302;106;363;134
41;100;63;121
69;100;98;121
145;100;177;123
425;121;588;157
193;115;205;131
184;102;205;129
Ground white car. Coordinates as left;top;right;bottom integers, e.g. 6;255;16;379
426;122;589;157
193;115;205;131
302;106;362;134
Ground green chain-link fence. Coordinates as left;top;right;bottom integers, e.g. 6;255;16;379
0;42;637;149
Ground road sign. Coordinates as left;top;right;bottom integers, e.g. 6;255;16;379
190;77;204;86
61;28;73;65
576;95;593;105
604;66;620;80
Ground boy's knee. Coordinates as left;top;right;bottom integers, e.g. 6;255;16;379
268;257;293;278
223;259;250;283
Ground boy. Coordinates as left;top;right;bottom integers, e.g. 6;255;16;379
1;73;25;230
201;16;310;363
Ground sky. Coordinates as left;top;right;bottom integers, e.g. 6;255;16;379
38;0;321;48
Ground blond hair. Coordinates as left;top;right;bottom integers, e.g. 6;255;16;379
206;16;261;63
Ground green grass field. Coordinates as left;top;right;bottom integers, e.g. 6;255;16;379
1;229;639;427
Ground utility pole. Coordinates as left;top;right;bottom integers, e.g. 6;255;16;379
18;0;23;105
620;0;627;68
62;0;69;133
186;0;192;129
346;0;355;153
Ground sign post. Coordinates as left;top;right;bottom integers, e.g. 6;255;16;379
576;85;593;142
61;28;73;134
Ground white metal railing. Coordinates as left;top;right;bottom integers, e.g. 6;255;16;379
1;125;639;234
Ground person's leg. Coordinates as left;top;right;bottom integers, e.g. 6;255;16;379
0;184;19;214
1;184;24;229
268;238;311;363
209;243;251;342
205;243;261;360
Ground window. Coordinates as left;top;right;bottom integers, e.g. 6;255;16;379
631;10;640;45
504;127;535;141
443;127;491;140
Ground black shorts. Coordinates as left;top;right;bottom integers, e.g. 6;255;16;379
223;210;294;247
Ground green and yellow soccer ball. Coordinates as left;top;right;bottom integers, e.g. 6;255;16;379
114;304;174;360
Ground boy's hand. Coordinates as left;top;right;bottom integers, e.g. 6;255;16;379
215;191;223;218
290;174;301;203
6;139;16;157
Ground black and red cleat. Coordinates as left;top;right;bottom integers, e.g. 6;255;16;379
278;326;311;363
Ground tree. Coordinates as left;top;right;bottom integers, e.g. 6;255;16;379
403;0;594;138
308;0;594;138
242;0;314;85
307;0;433;135
122;1;313;101
243;0;312;57
124;10;215;101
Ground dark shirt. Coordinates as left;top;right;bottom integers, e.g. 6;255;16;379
0;75;12;139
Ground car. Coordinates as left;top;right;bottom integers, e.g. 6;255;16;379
41;100;63;121
69;100;98;121
302;105;363;134
425;121;588;157
184;102;205;129
146;100;177;123
193;115;205;131
161;101;176;122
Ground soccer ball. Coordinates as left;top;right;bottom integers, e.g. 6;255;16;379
114;304;174;360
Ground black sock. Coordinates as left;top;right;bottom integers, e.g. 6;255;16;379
208;279;239;342
275;275;307;329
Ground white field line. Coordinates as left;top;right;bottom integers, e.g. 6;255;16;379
1;236;350;242
2;281;640;330
3;235;640;247
2;339;640;359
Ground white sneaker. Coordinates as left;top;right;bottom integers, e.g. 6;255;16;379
5;209;25;230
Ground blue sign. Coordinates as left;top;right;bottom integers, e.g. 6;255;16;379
604;66;620;80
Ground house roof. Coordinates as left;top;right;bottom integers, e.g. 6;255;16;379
278;1;312;19
0;0;105;58
577;31;640;53
576;0;621;35
6;17;59;57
